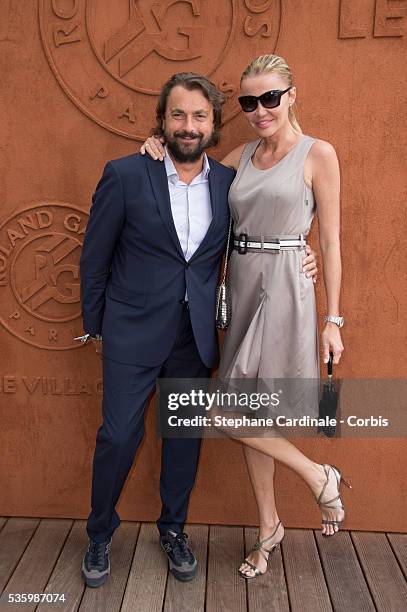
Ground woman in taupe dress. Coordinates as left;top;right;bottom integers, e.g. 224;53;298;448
142;55;349;580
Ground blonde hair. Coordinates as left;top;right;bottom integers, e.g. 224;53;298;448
240;55;302;134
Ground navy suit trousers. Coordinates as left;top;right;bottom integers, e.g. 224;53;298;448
86;304;210;542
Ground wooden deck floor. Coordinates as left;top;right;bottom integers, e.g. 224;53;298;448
0;518;406;611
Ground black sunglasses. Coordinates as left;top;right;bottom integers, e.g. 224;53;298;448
238;87;292;113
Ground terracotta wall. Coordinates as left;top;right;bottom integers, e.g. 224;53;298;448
0;0;406;532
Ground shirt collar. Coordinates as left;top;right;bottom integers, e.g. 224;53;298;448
164;145;210;181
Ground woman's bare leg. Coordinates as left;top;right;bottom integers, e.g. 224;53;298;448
239;447;284;577
215;417;345;539
234;433;344;536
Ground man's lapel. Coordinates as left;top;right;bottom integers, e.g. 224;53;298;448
208;159;220;219
189;157;221;262
145;156;185;259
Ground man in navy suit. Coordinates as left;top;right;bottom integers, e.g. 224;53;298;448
79;72;316;586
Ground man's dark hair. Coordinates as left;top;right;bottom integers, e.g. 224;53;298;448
154;72;225;146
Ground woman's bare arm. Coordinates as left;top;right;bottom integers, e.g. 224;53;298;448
221;144;246;170
139;138;247;170
311;139;344;363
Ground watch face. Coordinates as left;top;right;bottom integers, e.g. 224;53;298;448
325;316;344;327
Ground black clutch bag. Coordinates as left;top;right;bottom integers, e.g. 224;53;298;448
318;352;339;437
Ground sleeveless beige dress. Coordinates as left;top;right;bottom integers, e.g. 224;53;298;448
218;135;319;397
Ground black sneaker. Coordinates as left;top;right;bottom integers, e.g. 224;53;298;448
160;530;197;581
82;538;112;587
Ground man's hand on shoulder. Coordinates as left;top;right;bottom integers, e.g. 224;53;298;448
140;136;165;161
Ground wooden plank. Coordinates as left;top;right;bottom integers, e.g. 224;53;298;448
120;522;168;612
352;531;407;611
0;518;39;593
387;533;407;580
282;529;332;612
206;525;246;612
163;524;208;612
0;519;72;612
79;521;140;612
315;530;375;611
36;520;88;612
0;517;7;532
245;527;289;612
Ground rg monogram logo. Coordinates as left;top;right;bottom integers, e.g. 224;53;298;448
103;0;204;74
0;203;88;350
20;234;81;315
39;0;281;139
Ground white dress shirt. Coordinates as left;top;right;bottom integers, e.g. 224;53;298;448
164;147;212;263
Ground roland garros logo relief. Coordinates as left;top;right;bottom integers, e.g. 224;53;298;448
0;203;88;350
39;0;281;140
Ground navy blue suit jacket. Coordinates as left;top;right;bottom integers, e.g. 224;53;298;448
80;153;235;367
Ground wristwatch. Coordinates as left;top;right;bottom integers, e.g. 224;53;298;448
324;315;344;328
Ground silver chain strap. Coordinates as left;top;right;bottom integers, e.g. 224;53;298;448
220;217;232;283
215;217;233;330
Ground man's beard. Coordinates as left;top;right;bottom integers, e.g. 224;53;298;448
165;130;214;163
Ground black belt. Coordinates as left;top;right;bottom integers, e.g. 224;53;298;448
234;233;306;254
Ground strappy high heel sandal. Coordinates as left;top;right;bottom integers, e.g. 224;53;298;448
238;520;284;579
316;464;352;536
